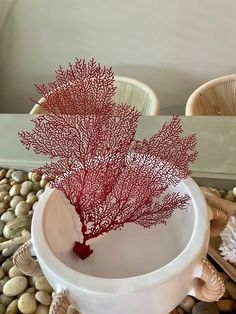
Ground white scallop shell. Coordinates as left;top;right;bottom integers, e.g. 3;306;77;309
219;216;236;266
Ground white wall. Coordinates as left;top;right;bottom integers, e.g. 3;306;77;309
0;0;236;114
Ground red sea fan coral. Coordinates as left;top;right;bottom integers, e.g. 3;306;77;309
19;59;197;260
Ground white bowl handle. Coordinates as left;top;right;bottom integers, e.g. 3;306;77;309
13;239;43;276
189;257;225;302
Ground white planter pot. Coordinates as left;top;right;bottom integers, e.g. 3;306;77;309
14;178;226;314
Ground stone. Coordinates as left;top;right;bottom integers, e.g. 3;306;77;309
36;189;45;198
20;181;34;196
224;191;235;202
0;267;4;280
192;302;219;314
0;169;7;180
35;304;50;314
0;178;8;184
3;276;27;296
0;220;5;235
25;286;37;293
179;296;196;313
10;195;24;209
2;259;14;273
28;276;40;287
225;281;236;300
0;276;9;290
8;265;24;278
0;191;8;202
1;211;15;223
11;171;27;183
18;292;37;314
40;179;48;189
15;201;31;217
26;194;37;206
3;216;31;239
35;276;53;293
5;299;18;314
33;181;41;192
0;201;7;214
9;184;20;197
2;245;19;257
32;172;41;182
0;293;14;306
216;299;235;312
0;304;5;314
6;169;15;179
0;184;11;192
35;290;52;305
233;186;236;198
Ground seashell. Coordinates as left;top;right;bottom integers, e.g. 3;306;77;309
219;216;236;266
3;216;31;239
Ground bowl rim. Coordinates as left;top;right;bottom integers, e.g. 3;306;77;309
32;177;209;294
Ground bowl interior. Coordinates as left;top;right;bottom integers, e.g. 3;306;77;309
42;181;195;279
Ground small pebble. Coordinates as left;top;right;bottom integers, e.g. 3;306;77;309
0;201;8;214
0;184;11;192
216;299;235;312
2;246;19;257
32;172;41;182
232;186;236;198
0;220;4;235
1;276;10;288
3;276;28;296
0;293;14;306
36;189;45;198
28;276;40;287
0;191;8;202
10;195;24;209
192;301;219;314
25;286;37;293
0;267;4;280
1;211;15;223
225;281;236;300
9;185;20;197
8;266;24;278
11;171;27;183
20;181;34;196
35;290;52;305
35;304;50;314
40;179;48;189
0;178;8;184
6;169;15;179
2;259;14;273
224;191;235;202
179;296;196;313
0;169;7;180
26;194;37;206
18;292;37;314
5;298;18;314
0;304;5;314
35;276;53;293
15;201;31;217
33;182;41;192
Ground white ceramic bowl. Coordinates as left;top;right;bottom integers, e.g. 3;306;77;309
14;177;223;314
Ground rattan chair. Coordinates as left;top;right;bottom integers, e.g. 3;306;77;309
185;74;236;116
29;76;160;116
